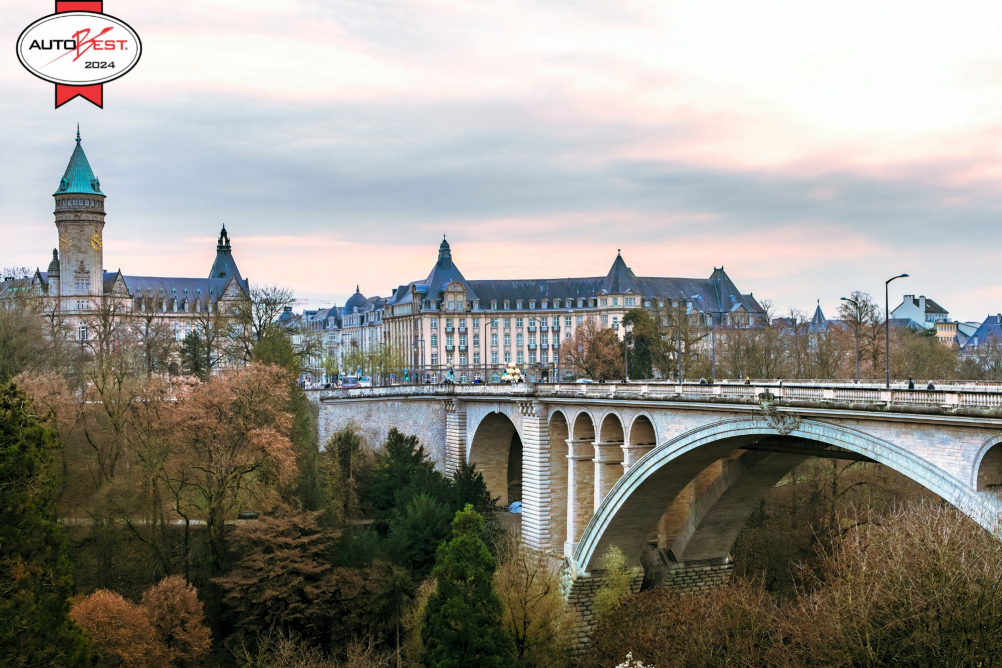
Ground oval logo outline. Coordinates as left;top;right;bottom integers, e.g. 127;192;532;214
16;12;142;86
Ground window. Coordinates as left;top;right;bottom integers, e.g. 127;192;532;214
75;299;89;310
576;316;583;324
74;279;90;291
529;334;536;344
541;334;548;344
473;353;480;365
491;352;499;365
541;352;549;363
529;318;536;326
431;335;438;346
626;297;636;306
504;333;511;346
431;319;437;329
77;324;88;341
431;353;438;365
602;315;609;324
490;318;498;328
446;319;453;328
529;300;535;309
516;334;523;346
459;335;467;346
491;300;498;309
554;299;561;308
516;318;524;328
460;354;467;365
613;298;618;306
491;373;500;383
612;316;619;327
473;334;479;346
517;352;525;364
529;352;536;363
447;301;455;310
457;301;464;311
589;299;596;307
504;318;511;328
600;298;608;306
565;316;572;327
504;301;510;309
491;333;498;346
473;318;480;328
565;330;571;339
504;352;511;364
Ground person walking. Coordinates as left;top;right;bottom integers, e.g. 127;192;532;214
908;377;915;390
927;381;936;391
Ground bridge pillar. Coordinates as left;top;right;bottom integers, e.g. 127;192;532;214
621;444;653;473
520;402;556;551
565;439;595;557
444;400;467;475
593;442;625;509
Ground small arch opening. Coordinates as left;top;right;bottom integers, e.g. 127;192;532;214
600;413;624;443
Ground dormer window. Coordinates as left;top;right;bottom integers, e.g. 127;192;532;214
529;300;535;309
491;300;497;309
504;300;510;309
516;300;523;309
541;300;547;309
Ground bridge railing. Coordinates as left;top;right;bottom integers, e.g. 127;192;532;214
309;380;1002;410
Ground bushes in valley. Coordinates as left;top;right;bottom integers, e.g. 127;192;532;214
589;503;1002;668
71;576;211;668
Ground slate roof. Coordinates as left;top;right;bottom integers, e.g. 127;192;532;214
113;274;246;305
962;315;1002;351
902;296;949;315
344;287;368;313
54;127;104;196
388;240;764;319
208;225;245;285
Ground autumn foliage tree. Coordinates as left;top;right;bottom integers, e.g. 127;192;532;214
562;318;623;380
71;577;211;668
169;364;296;571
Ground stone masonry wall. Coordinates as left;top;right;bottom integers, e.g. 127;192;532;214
316;398;448;467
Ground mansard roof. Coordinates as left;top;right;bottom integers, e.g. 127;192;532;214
387;241;764;316
54;127;104;196
110;273;248;304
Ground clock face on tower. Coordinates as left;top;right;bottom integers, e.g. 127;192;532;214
90;233;102;250
59;235;72;249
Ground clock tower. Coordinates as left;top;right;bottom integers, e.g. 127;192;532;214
52;126;105;311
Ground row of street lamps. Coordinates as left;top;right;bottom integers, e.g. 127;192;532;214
622;274;911;388
841;273;910;389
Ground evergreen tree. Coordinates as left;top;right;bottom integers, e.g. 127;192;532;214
385;493;453;578
361;428;451;516
0;383;91;666
421;506;516;668
179;330;206;377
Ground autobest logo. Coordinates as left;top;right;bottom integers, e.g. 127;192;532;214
16;2;142;108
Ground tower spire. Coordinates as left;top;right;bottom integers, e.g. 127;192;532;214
76;124;81;145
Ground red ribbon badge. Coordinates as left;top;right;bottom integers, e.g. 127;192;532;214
54;1;104;108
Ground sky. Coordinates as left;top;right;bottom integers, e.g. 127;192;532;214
2;0;1002;320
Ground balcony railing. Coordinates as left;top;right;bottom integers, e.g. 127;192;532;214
445;345;455;352
445;327;454;333
528;326;537;332
528;344;537;350
540;325;548;332
553;324;560;331
459;345;467;352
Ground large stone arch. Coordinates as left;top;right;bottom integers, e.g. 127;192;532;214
573;417;1002;573
974;434;1002;491
468;411;522;507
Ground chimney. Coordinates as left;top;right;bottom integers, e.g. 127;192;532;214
918;296;926;312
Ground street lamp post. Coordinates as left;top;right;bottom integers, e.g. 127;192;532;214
840;296;860;382
623;321;631;382
884;274;909;388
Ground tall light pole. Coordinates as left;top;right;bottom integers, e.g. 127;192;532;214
884;274;909;388
623;320;631;382
840;296;860;382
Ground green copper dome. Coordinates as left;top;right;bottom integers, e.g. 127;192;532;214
53;126;104;197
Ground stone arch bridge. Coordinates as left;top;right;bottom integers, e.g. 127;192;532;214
310;381;1002;637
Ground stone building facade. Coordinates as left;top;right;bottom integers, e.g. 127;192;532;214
26;130;251;345
381;237;765;382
